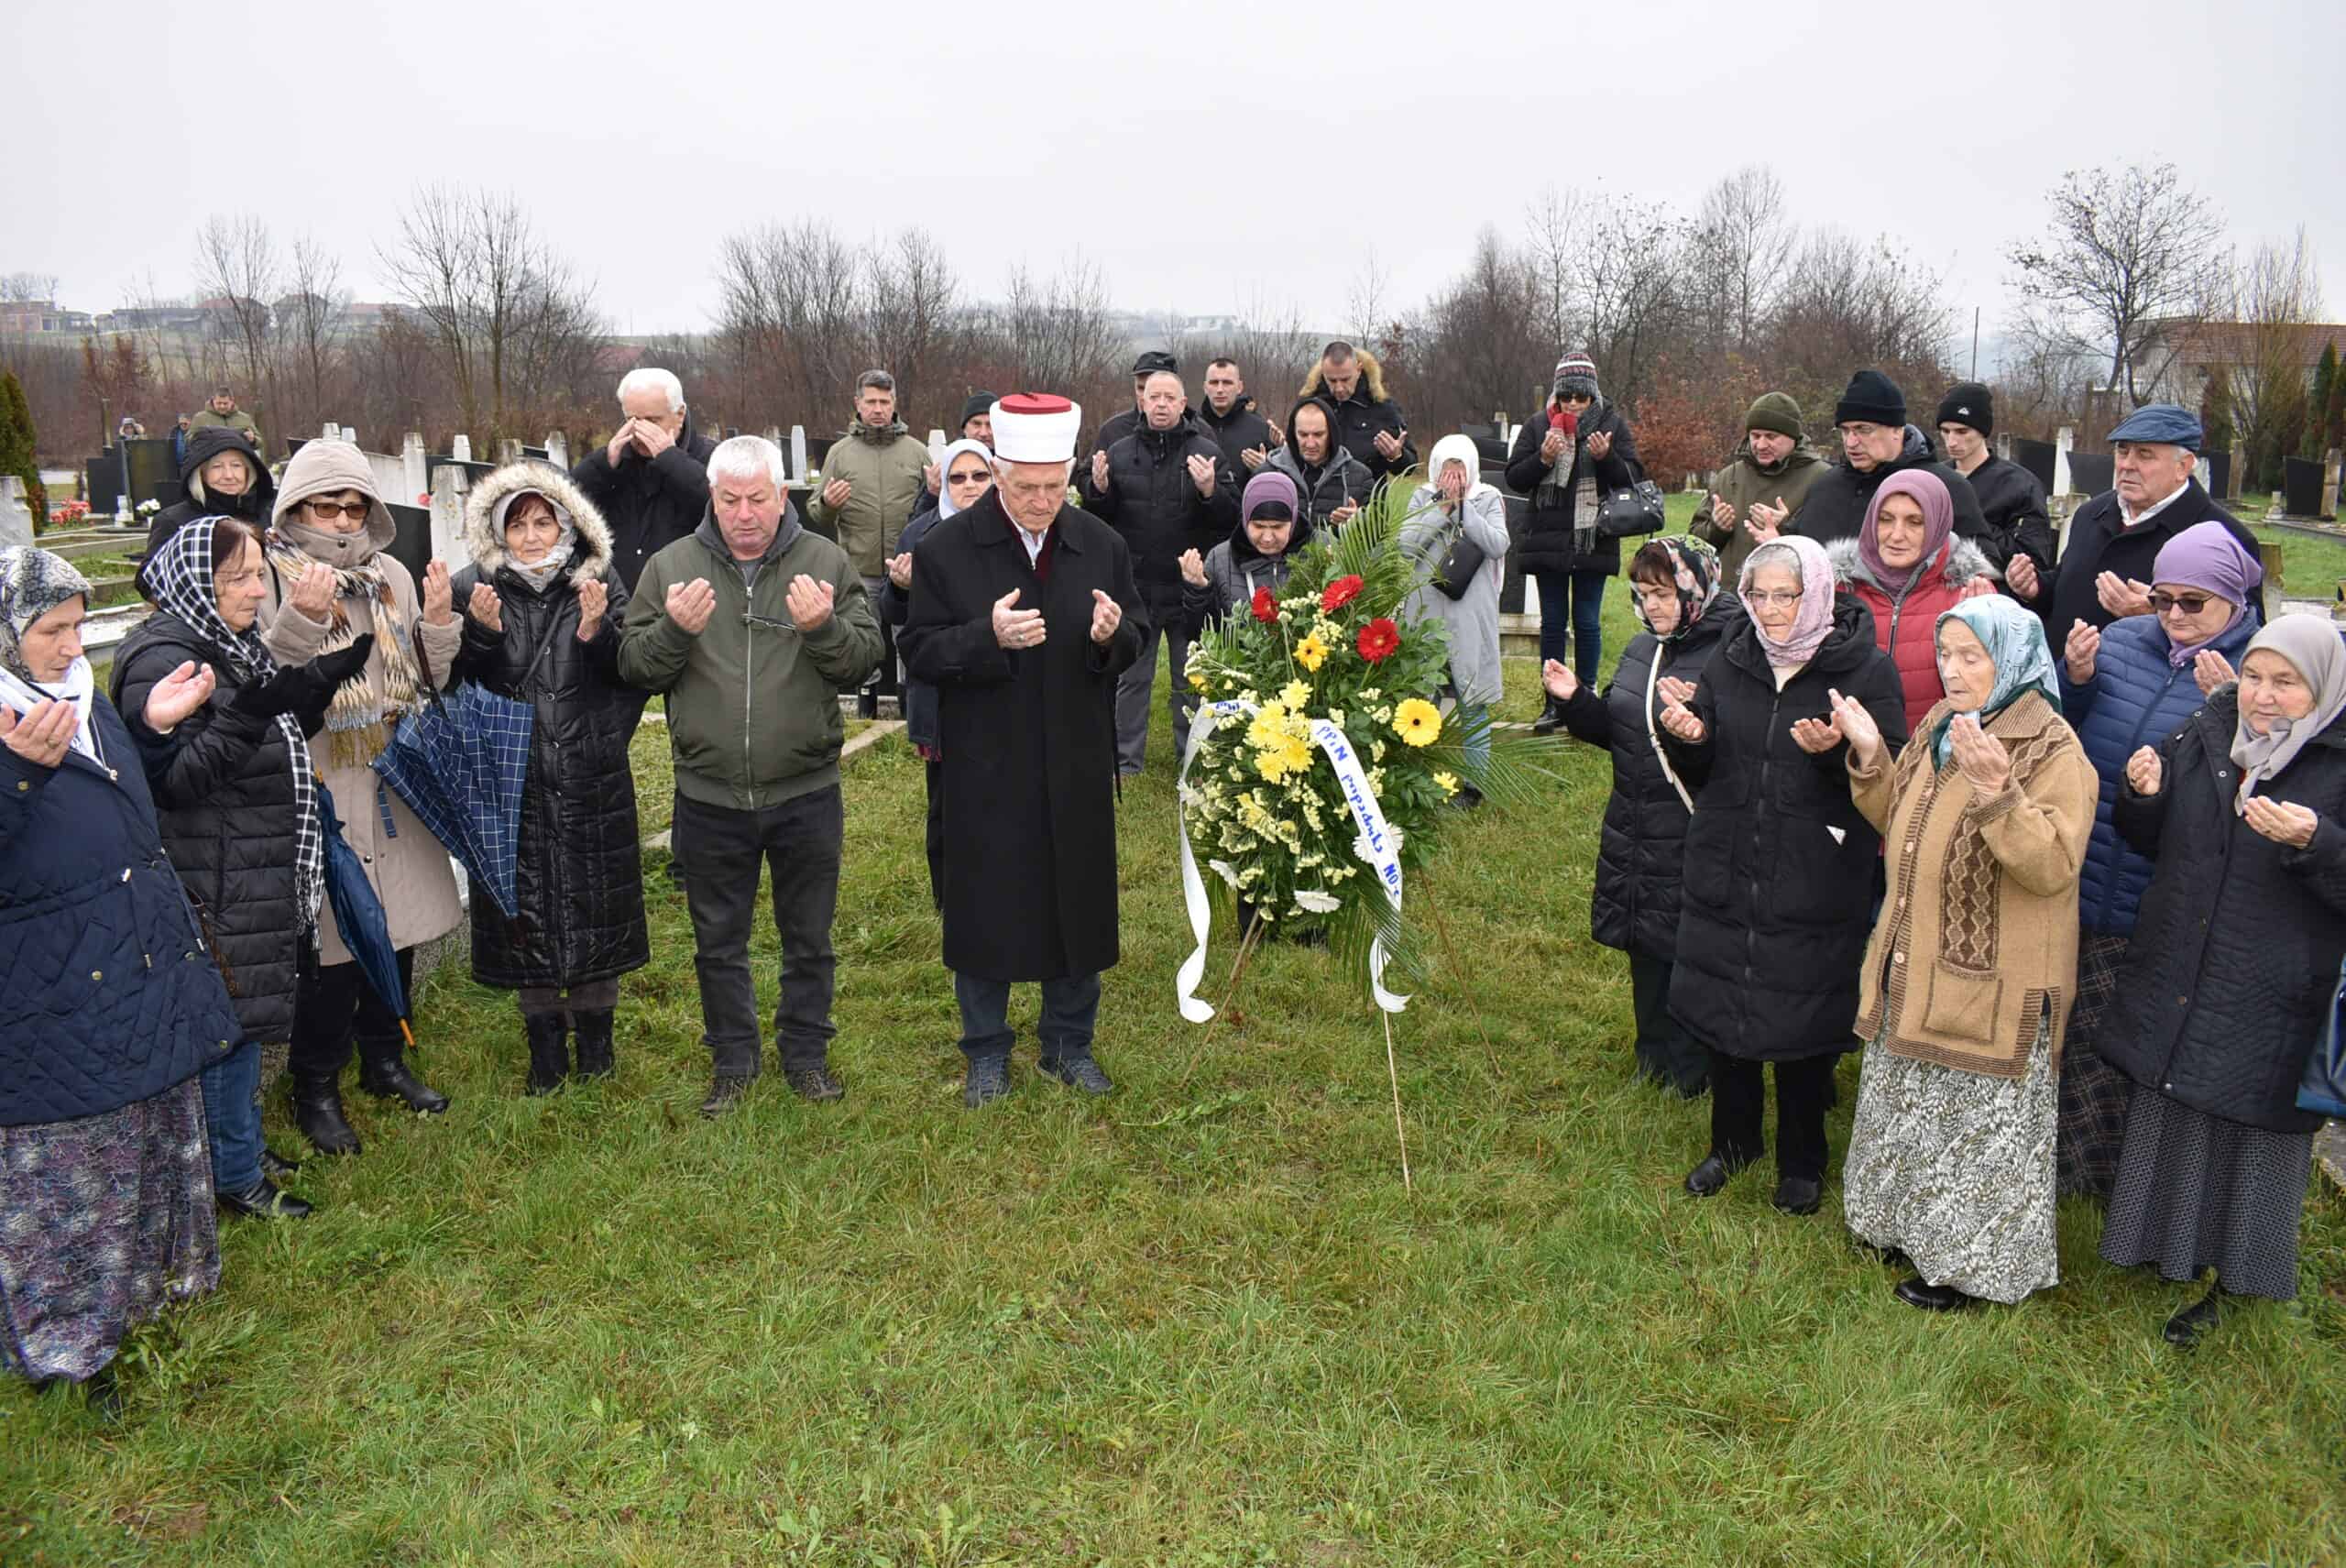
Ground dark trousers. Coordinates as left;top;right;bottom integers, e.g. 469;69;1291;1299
1533;567;1610;686
673;786;842;1076
953;970;1102;1064
1628;955;1708;1094
290;946;417;1080
859;576;899;698
1114;598;1194;773
198;1039;264;1191
923;760;945;911
1708;1048;1838;1180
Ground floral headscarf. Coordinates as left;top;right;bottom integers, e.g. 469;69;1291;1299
1631;534;1722;643
0;546;101;763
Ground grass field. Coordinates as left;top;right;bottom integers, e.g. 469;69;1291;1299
4;492;2343;1565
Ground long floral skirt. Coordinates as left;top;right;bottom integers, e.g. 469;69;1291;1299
0;1080;219;1384
1843;1027;2060;1305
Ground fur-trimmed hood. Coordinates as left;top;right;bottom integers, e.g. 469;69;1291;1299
1299;348;1393;406
1825;534;1997;594
462;463;614;586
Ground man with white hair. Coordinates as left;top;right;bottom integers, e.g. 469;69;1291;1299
573;367;719;592
898;395;1146;1107
618;435;882;1116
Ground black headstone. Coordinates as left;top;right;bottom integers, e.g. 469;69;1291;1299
2284;456;2325;519
2012;438;2056;496
2069;454;2115;499
382;502;433;585
84;454;124;511
2201;451;2231;503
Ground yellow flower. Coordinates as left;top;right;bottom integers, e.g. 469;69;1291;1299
1279;679;1310;710
1189;669;1207;692
1245;701;1289;751
1294;633;1330;673
1434;771;1461;797
1394;699;1442;747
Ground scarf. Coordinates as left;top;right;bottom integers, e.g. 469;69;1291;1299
1634;534;1723;644
493;488;578;593
0;547;100;763
1858;468;1956;600
2150;521;2263;669
1538;401;1595;550
934;438;995;521
2229;615;2346;816
1928;596;2063;768
265;521;426;768
146;518;325;930
1739;536;1836;670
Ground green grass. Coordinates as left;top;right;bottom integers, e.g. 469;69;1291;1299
4;555;2342;1566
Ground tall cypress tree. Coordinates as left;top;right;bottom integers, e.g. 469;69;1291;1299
0;370;44;531
2309;343;2340;458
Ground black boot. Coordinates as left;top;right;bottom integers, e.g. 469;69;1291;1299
357;1038;450;1114
1530;697;1564;736
573;1010;616;1081
289;1073;361;1157
2164;1278;2227;1347
523;1014;569;1096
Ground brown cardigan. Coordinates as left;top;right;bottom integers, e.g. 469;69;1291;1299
1848;689;2095;1079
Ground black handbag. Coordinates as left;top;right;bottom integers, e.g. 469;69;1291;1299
1432;521;1485;600
1595;478;1667;540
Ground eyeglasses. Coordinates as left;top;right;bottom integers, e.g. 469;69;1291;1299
1745;588;1804;608
2151;592;2215;616
303;499;370;521
947;469;991;486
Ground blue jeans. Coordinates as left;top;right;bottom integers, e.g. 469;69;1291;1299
1533;567;1610;686
200;1039;264;1193
953;970;1102;1064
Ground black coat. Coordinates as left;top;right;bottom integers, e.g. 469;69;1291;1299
568;418;720;592
898;491;1146;981
1309;380;1418;481
1093;404;1143;459
1961;454;2055;591
1505;401;1646;575
451;547;649;992
1080;414;1238;609
1196;396;1276;477
879;505;946;752
1788;429;1987;549
111;614;310;1044
2043;481;2264;634
1664;598;1910;1059
0;695;240;1127
1562;597;1743;960
140;425;275;597
2100;687;2346;1134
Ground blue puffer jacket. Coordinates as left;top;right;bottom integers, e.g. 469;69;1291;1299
2063;610;2259;937
0;692;240;1127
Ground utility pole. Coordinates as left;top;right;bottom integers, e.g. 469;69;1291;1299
1970;308;1980;379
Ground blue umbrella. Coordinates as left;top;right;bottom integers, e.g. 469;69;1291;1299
370;676;532;923
312;780;413;1047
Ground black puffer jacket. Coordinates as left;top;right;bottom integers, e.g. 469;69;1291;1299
1562;596;1744;960
1506;400;1646;574
568;415;720;592
111;613;311;1043
1960;454;2055;591
2101;686;2346;1134
1181;510;1317;630
1196;395;1276;477
1080;413;1237;607
140;425;275;597
451;466;649;991
1787;426;1986;547
1298;351;1418;480
1663;597;1910;1059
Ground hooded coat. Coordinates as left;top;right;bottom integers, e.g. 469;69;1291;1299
568;413;719;592
1662;597;1910;1059
1264;397;1377;524
807;418;933;578
1694;436;1830;582
1786;427;1987;548
1298;351;1418;480
1399;436;1515;707
450;466;649;991
1826;534;1998;734
140;425;276;592
1505;398;1645;575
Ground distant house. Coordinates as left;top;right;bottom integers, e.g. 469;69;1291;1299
2134;318;2346;411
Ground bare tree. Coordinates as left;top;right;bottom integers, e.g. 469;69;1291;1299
2008;160;2229;404
1416;226;1548;430
278;235;348;439
1766;232;1952;413
712;219;870;425
1689;165;1792;352
1581;197;1688;409
1521;186;1588;358
865;227;960;419
1345;247;1393;348
2221;228;2325;485
0;273;59;304
192;214;281;414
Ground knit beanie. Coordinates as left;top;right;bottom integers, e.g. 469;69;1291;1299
1835;369;1905;428
1744;392;1803;441
1935;381;1993;437
959;390;997;430
1552;349;1599;401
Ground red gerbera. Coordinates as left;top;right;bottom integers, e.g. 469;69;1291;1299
1251;587;1279;623
1321;574;1365;614
1356;618;1399;663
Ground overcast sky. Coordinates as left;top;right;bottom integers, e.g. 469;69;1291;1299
17;0;2343;364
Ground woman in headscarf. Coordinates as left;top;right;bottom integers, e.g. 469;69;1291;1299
1401;434;1514;798
882;437;994;908
2055;521;2264;1199
114;518;374;1218
1508;349;1645;729
139;425;276;596
1656;535;1906;1214
0;547;236;1412
260;440;464;1155
452;465;647;1092
1178;470;1315;631
1834;598;2095;1310
2097;614;2346;1344
1828;469;2000;734
1542;535;1744;1097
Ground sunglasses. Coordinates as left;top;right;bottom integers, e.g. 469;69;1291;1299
2151;592;2216;616
947;468;991;485
303;499;371;521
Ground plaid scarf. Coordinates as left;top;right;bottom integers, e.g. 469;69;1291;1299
264;529;425;768
148;520;325;933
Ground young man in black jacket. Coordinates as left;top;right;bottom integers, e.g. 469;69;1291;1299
1935;381;2055;601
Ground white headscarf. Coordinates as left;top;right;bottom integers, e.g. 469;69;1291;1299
934;438;996;521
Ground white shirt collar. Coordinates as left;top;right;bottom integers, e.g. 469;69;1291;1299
1015;524;1048;565
2118;477;2192;531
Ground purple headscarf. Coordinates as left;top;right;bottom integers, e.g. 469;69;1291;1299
1857;469;1955;599
2150;521;2262;667
1241;469;1300;523
1740;534;1837;669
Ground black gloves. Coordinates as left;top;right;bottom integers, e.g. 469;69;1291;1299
308;633;375;691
